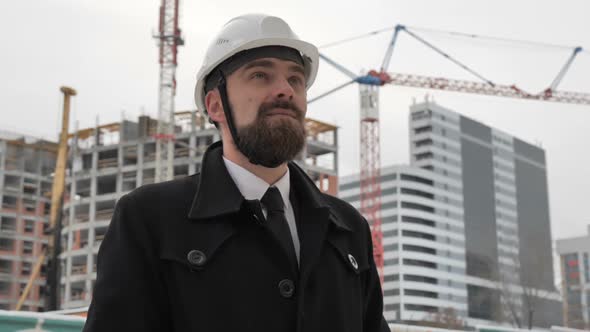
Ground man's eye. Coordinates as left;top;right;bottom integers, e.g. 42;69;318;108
252;72;267;80
289;76;304;86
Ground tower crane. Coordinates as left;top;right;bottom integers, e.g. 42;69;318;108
311;24;589;283
154;0;183;182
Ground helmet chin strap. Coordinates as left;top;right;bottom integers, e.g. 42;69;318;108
217;73;240;148
217;72;268;167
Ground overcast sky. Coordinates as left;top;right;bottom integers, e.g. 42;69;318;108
2;0;589;245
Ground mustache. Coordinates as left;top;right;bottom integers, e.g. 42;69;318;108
258;100;304;119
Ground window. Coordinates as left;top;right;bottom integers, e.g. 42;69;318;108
96;174;117;195
123;145;138;166
0;239;14;251
401;215;435;227
21;262;31;275
403;258;437;269
404;274;437;284
24;220;35;234
0;281;10;295
2;195;18;209
22;198;36;213
400;174;433;186
22;241;33;255
402;230;436;241
82;153;93;170
71;255;87;275
122;171;137;192
75;179;91;198
0;217;17;232
404;304;437;312
0;260;12;274
414;139;433;148
403;244;436;255
384;289;400;296
97;149;118;169
95;227;108;243
401;202;434;213
70;281;86;301
384;274;399;282
414;126;432;135
401;188;434;199
415;152;433;161
4;175;21;191
411;110;432;120
405;289;438;298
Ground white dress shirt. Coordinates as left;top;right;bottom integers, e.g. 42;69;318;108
223;157;300;263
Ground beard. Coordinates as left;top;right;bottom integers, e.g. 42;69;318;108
235;100;307;168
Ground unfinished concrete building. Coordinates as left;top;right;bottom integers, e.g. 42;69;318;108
0;131;57;311
59;111;338;309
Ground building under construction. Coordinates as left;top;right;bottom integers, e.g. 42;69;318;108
58;111;338;309
0;131;57;311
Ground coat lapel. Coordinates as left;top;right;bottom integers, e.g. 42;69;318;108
288;162;352;282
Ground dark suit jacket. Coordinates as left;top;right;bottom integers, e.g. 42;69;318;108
83;141;390;332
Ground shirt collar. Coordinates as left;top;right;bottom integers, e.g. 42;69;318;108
223;156;291;205
188;141;350;231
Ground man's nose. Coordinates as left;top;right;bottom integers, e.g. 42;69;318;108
273;76;295;100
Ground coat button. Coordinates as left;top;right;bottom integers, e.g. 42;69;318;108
348;254;358;270
278;279;295;298
187;250;207;266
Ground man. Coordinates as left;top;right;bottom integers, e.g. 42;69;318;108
84;14;389;332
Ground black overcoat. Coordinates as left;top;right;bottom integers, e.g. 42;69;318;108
83;141;390;332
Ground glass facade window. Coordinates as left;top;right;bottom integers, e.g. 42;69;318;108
384;289;400;296
400;188;434;199
401;215;435;227
404;304;437;312
401;202;434;213
400;174;433;186
403;258;437;269
384;274;399;282
405;289;438;299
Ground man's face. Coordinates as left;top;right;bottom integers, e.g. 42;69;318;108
224;57;308;167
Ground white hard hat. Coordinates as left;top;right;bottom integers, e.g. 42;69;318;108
194;13;320;114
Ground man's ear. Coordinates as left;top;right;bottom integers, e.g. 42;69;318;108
205;89;225;124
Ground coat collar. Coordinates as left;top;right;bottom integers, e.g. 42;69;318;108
188;141;244;220
187;140;351;232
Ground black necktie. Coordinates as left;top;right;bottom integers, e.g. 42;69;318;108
261;186;298;272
